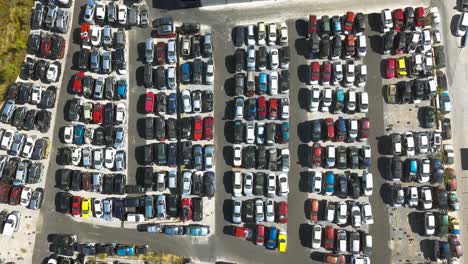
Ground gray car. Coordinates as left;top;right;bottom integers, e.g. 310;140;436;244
193;145;202;170
182;171;192;195
102;199;112;220
55;9;70;33
93;76;104;99
44;5;57;28
156;195;166;219
90;50;100;72
204;145;214;170
107;2;116;24
101;51;112;73
115;151;126;171
9;132;25;156
29;188;43;210
102;26;113;48
0;155;8;176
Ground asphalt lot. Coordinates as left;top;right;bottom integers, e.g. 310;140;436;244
31;0;448;263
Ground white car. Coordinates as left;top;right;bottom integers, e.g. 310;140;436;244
30;86;42;104
167;67;176;89
404;132;415;156
63;126;73;144
269;71;279;95
422;28;432;52
457;12;468;36
326;202;335;222
181;90;192;113
270;49;279;69
95;1;106;21
333;62;343;84
93;148;104;170
281;98;289;119
167;39;176;63
234;97;244;119
348;119;358;141
265;199;275;222
309;87;320;112
19;187;32;207
420;186;433;210
233;172;243;197
91;25;101;47
417;133;429;154
257;22;266;45
115;103;126;124
232;200;242;224
72;147;81;166
192;91;202;113
381;9;393;32
244;172;253;196
104;147;116;169
0;130;14;150
246;123;255;144
115;151;126;171
321;87;332;112
407;186;419;207
279;23;288;45
277;173;289;197
46;63;60;82
281;149;290;172
21;136;36;158
247;45;255;70
350;204;362;228
205;61;214;84
247;24;256;46
233;145;242;167
255;199;264;223
182;171;192;195
419;159;431;183
356;35;367;58
362;171;373;196
345;63;355;86
312;171;322;193
336;201;347;225
267;173;276;197
118;5;127;25
83;4;95;23
361;202;374;225
311;225;322;249
2;211;20;236
256;123;265;144
93;199;103;218
268;23;277;45
424;212;436;235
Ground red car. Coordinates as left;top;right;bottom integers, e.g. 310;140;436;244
145;92;155;113
386;58;395;79
257;96;266;120
324;225;335;250
393;9;404;32
73;71;84;94
310;61;320;84
234;226;252;239
180;198;192;222
8;186;22;205
256;225;265;245
156;42;166;65
359;117;370;141
277;201;288;224
192;116;203;140
324;254;346;264
40;35;52;58
203;117;213;140
325;118;335;141
415;7;425;28
268;98;278;120
344;11;355;33
311;143;322;167
71;196;82;217
92;103;103;124
80;23;91;42
308;15;318;36
321;62;331;85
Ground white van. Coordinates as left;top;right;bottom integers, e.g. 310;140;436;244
359;92;369;113
247;24;256;45
257;22;266;45
126;214;145;223
233;172;243;197
168;171;177;189
362;171;373;196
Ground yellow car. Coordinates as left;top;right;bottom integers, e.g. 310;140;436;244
81;198;92;218
278;231;287;253
397;57;407;77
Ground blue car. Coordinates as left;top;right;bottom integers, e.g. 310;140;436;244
258;72;268;94
144;195;154;219
181;63;191;84
102;199;112;220
332;15;342;33
167;93;177;114
116;245;135;256
164;225;184;236
265;226;278;249
281;122;289;143
185;225;210;236
112;198;125;219
246;98;256;121
73;124;85;145
116;79;127;99
325;171;335;195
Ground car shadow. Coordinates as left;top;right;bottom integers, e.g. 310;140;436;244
223;171;233;194
72;27;81;45
135;66;144;87
298;88;311;111
136;94;146;114
223;146;233;167
136;118;145;138
310;252;325;262
299;223;312;248
377;135;391;155
420;239;438;261
297;121;311;143
224;99;235;120
378;156;393;181
297;144;310;167
225;54;235;74
70;51;80;71
408;211;425;235
134;145;145;165
295;38;308;57
298;171;310;193
297;64;310;84
223;225;235;236
136;42;146;62
223;199;233;222
224;121;234;143
368;35;381;54
224;77;236;97
367;13;381;32
380;182;394;205
295;19;308;37
450;14;461;37
303;198;311;220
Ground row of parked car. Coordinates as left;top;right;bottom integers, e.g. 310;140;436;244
231;198;288;224
309;199;373;228
233;145;289;171
62;145;125;171
308;117;370;143
309;143;371;169
387;155;445;183
313;225;372;259
384;49;444;79
385;77;439;105
1;101;52;133
180;33;214;59
142;143;214;170
32;2;71;32
27;32;66;60
380;7;438;33
21;58;61;83
391;184;459;211
72;72;127;99
233;225;287;252
388;131;441;157
234;69;289;97
309;60;366;88
229;121;289;145
6;83;57;108
0;184;43;209
57;169;126;194
233;96;289;121
382;27;442;55
234;23;288;47
0;129;50;159
83;1;149;28
306;170;373;198
0;156;44;186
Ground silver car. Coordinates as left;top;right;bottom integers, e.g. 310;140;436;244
182;170;192;195
83;4;95;23
255;199;264;223
93;148;104;170
156;195;166;219
82;147;92;168
115;150;126;171
55;9;70;33
232;200;242;224
167;39;176;63
101;51;112;73
102;26;113;48
204;145;214;170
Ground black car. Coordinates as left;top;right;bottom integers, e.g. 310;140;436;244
256;146;267;169
382;31;393;55
28;33;41;54
115;48;126;73
67;99;80;121
243;199;254;223
20;57;35;80
192;197;203;221
166;118;177;140
104;125;114;146
93;127;105;145
31;3;44;30
22;109;36;131
143;63;153;88
441;118;452;140
255;172;265;196
355;13;366;34
155;116;166;141
39;86;57;109
78;49;89;71
157;92;167;115
6;83;19;101
337;175;348;198
49;244;74;257
83;76;94;98
391;156;403;181
242;146;256;169
70;170;82;191
142;167;153;189
320;34;330;59
307;33;320;59
331;33;342;59
154;143;166;166
17;83;31;104
265;122;275;145
167;143;177;167
179;141;192;167
348;147;359;169
192;35;201;58
57;169;71;191
349;175;360;199
55;191;72;213
311;119;322;142
76;243;96;256
179;117;192;139
167;195;178;218
411;80;424;102
280;70;289;93
436;188;448;210
234;26;245;47
399;81;412;103
202;90;213;112
143;144;153;165
436;71;447;92
144;117;154;139
420;106;435;129
395;31;407;54
203;171;215;198
34;59;48;81
113;174;126;195
124;185;145;194
336;146;347;169
1;158;18;183
404;7;415;29
60;148;72;165
35;110;51;133
12;107;27;128
103;103;114;125
155;66;166;89
47;234;77;246
50;34;65;60
103;174;114;194
28;163;43;184
257;46;267;70
235;48;245;72
191;173;203;196
233;120;243;143
95;243;115;255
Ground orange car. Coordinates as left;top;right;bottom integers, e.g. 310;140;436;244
310;199;319;222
